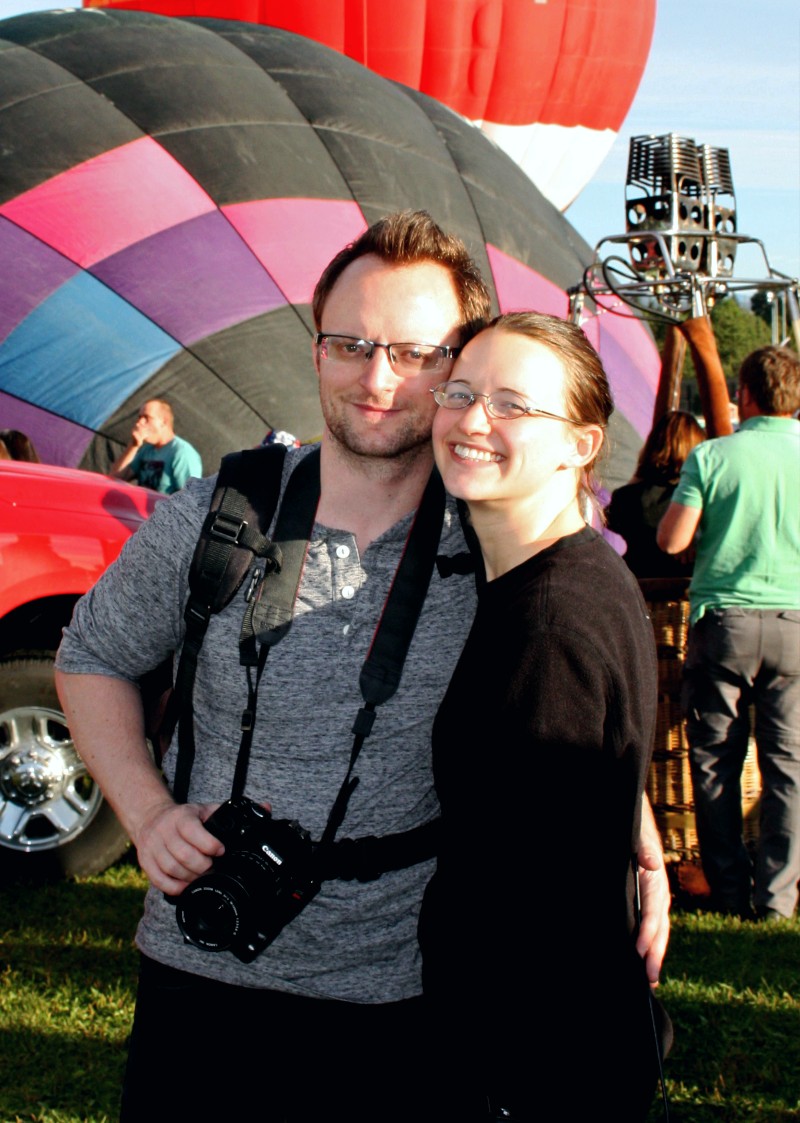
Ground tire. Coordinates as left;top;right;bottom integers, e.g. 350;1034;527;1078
0;653;130;882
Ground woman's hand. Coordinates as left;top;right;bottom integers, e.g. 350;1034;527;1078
635;795;671;985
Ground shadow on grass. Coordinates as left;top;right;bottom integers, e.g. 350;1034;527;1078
1;869;146;942
0;843;140;893
0;865;143;1122
0;1025;126;1123
2;870;798;1123
662;995;799;1090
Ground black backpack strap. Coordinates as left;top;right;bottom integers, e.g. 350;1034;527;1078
239;447;322;661
189;445;287;618
232;449;321;797
171;444;288;804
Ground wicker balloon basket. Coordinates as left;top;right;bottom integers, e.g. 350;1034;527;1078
642;586;762;862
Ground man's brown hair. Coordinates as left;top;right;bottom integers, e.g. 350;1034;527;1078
738;346;800;416
312;210;491;343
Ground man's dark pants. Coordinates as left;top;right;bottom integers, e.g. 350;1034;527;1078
683;607;800;917
120;954;480;1122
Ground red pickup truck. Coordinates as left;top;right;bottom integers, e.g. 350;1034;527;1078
0;460;163;880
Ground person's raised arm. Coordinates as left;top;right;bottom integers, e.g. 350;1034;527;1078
108;448;137;482
109;415;149;481
635;793;670;985
657;500;702;555
55;670;223;894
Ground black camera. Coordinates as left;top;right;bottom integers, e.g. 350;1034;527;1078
171;797;319;962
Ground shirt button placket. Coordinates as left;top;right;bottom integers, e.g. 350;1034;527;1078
330;536;360;634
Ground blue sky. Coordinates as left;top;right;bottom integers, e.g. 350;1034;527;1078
3;0;798;284
567;0;800;284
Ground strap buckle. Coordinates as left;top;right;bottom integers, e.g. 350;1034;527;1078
184;598;211;627
205;509;248;545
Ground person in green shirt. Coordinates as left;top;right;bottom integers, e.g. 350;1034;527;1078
658;345;800;920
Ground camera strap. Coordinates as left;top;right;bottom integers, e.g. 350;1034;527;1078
230;448;322;799
229;466;447;889
317;465;446;855
171;444;450;882
230;459;446;858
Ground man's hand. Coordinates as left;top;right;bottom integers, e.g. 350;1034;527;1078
108;412;150;480
109;423;145;480
133;799;225;896
130;415;148;448
635;796;671;985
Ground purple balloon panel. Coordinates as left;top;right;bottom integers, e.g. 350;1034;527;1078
486;241;658;438
0;391;96;467
91;210;288;345
582;313;658;438
0;220;79;344
0;137;216;269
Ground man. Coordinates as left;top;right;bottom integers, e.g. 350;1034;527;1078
658;345;800;920
56;212;669;1121
110;398;202;494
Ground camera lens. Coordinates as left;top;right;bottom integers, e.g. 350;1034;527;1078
176;879;242;951
176;852;279;952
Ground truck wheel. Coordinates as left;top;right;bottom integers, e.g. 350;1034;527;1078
0;654;130;881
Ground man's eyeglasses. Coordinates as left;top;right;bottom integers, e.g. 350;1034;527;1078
431;381;582;424
314;333;459;374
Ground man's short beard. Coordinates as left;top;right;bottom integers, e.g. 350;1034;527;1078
320;392;435;466
325;415;433;465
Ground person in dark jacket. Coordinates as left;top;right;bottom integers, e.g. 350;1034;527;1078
606;409;704;578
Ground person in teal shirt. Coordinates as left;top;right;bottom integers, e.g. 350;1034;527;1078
658;346;800;920
110;399;202;495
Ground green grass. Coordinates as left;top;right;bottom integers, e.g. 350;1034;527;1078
646;911;800;1123
1;862;798;1122
0;862;143;1123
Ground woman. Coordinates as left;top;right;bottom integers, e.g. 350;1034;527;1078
419;313;666;1120
606;410;705;578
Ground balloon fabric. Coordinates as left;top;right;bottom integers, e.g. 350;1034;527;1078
83;0;656;211
0;10;658;491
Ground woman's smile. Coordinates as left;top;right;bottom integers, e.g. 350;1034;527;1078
450;442;504;463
